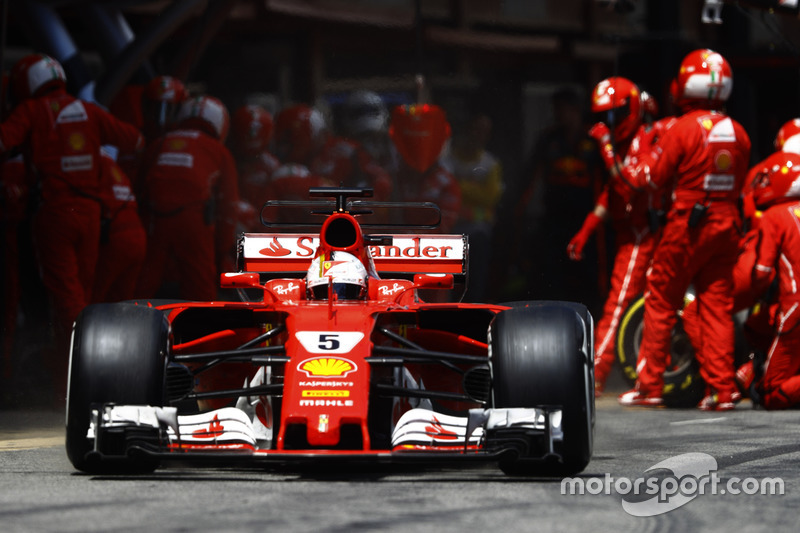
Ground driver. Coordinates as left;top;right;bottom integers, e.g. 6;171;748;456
306;251;369;300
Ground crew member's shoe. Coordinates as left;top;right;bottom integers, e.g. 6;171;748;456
618;389;664;407
698;390;741;411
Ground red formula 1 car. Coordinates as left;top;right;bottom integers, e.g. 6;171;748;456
66;187;594;476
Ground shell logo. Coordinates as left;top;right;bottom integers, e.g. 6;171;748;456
298;357;357;378
168;138;187;150
68;132;86;151
714;151;732;171
702;119;713;131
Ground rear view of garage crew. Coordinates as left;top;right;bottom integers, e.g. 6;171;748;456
137;95;240;301
0;55;144;326
0;54;144;392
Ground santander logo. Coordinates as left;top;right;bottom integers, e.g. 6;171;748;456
259;237;292;257
250;235;461;260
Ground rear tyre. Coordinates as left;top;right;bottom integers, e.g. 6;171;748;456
491;302;594;476
66;303;169;474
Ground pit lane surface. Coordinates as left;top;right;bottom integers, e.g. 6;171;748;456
1;397;798;532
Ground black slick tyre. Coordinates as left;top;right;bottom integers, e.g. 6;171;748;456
490;302;594;476
66;303;169;474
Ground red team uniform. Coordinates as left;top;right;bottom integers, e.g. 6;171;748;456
569;77;673;393
137;95;239;301
0;55;143;337
311;136;393;200
92;152;147;303
274;104;392;200
618;50;750;410
744;151;800;409
231;104;281;230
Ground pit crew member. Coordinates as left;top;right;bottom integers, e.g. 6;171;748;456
136;95;240;300
0;54;144;381
742;151;800;409
567;77;667;394
615;49;751;410
230;104;280;231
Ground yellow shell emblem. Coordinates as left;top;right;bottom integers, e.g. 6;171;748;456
68;132;86;151
299;357;356;377
714;151;732;171
168;138;187;150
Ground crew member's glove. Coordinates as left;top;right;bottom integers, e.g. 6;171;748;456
589;122;620;173
588;122;612;145
590;122;643;203
567;212;603;261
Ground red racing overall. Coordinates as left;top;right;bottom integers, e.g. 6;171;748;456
751;200;800;409
137;128;239;301
0;89;143;332
632;110;750;403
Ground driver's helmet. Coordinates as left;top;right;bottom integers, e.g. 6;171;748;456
306;251;368;300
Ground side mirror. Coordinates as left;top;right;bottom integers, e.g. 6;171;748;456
413;273;454;289
220;272;262;290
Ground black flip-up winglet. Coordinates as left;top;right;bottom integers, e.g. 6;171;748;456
259;187;441;229
364;235;393;246
309;187;374;212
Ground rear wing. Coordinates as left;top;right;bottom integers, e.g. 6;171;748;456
239;233;467;277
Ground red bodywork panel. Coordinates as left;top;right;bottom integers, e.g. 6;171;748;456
148;209;505;454
159;293;504;453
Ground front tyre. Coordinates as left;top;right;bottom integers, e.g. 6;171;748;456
490;302;594;476
66;303;169;474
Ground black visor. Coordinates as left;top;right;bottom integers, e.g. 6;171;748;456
592;103;630;131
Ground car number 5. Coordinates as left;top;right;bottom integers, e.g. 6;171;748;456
318;334;340;351
295;331;364;354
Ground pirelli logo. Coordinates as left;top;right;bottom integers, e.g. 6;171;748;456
301;390;350;398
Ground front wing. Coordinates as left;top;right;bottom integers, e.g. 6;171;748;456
84;404;564;465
